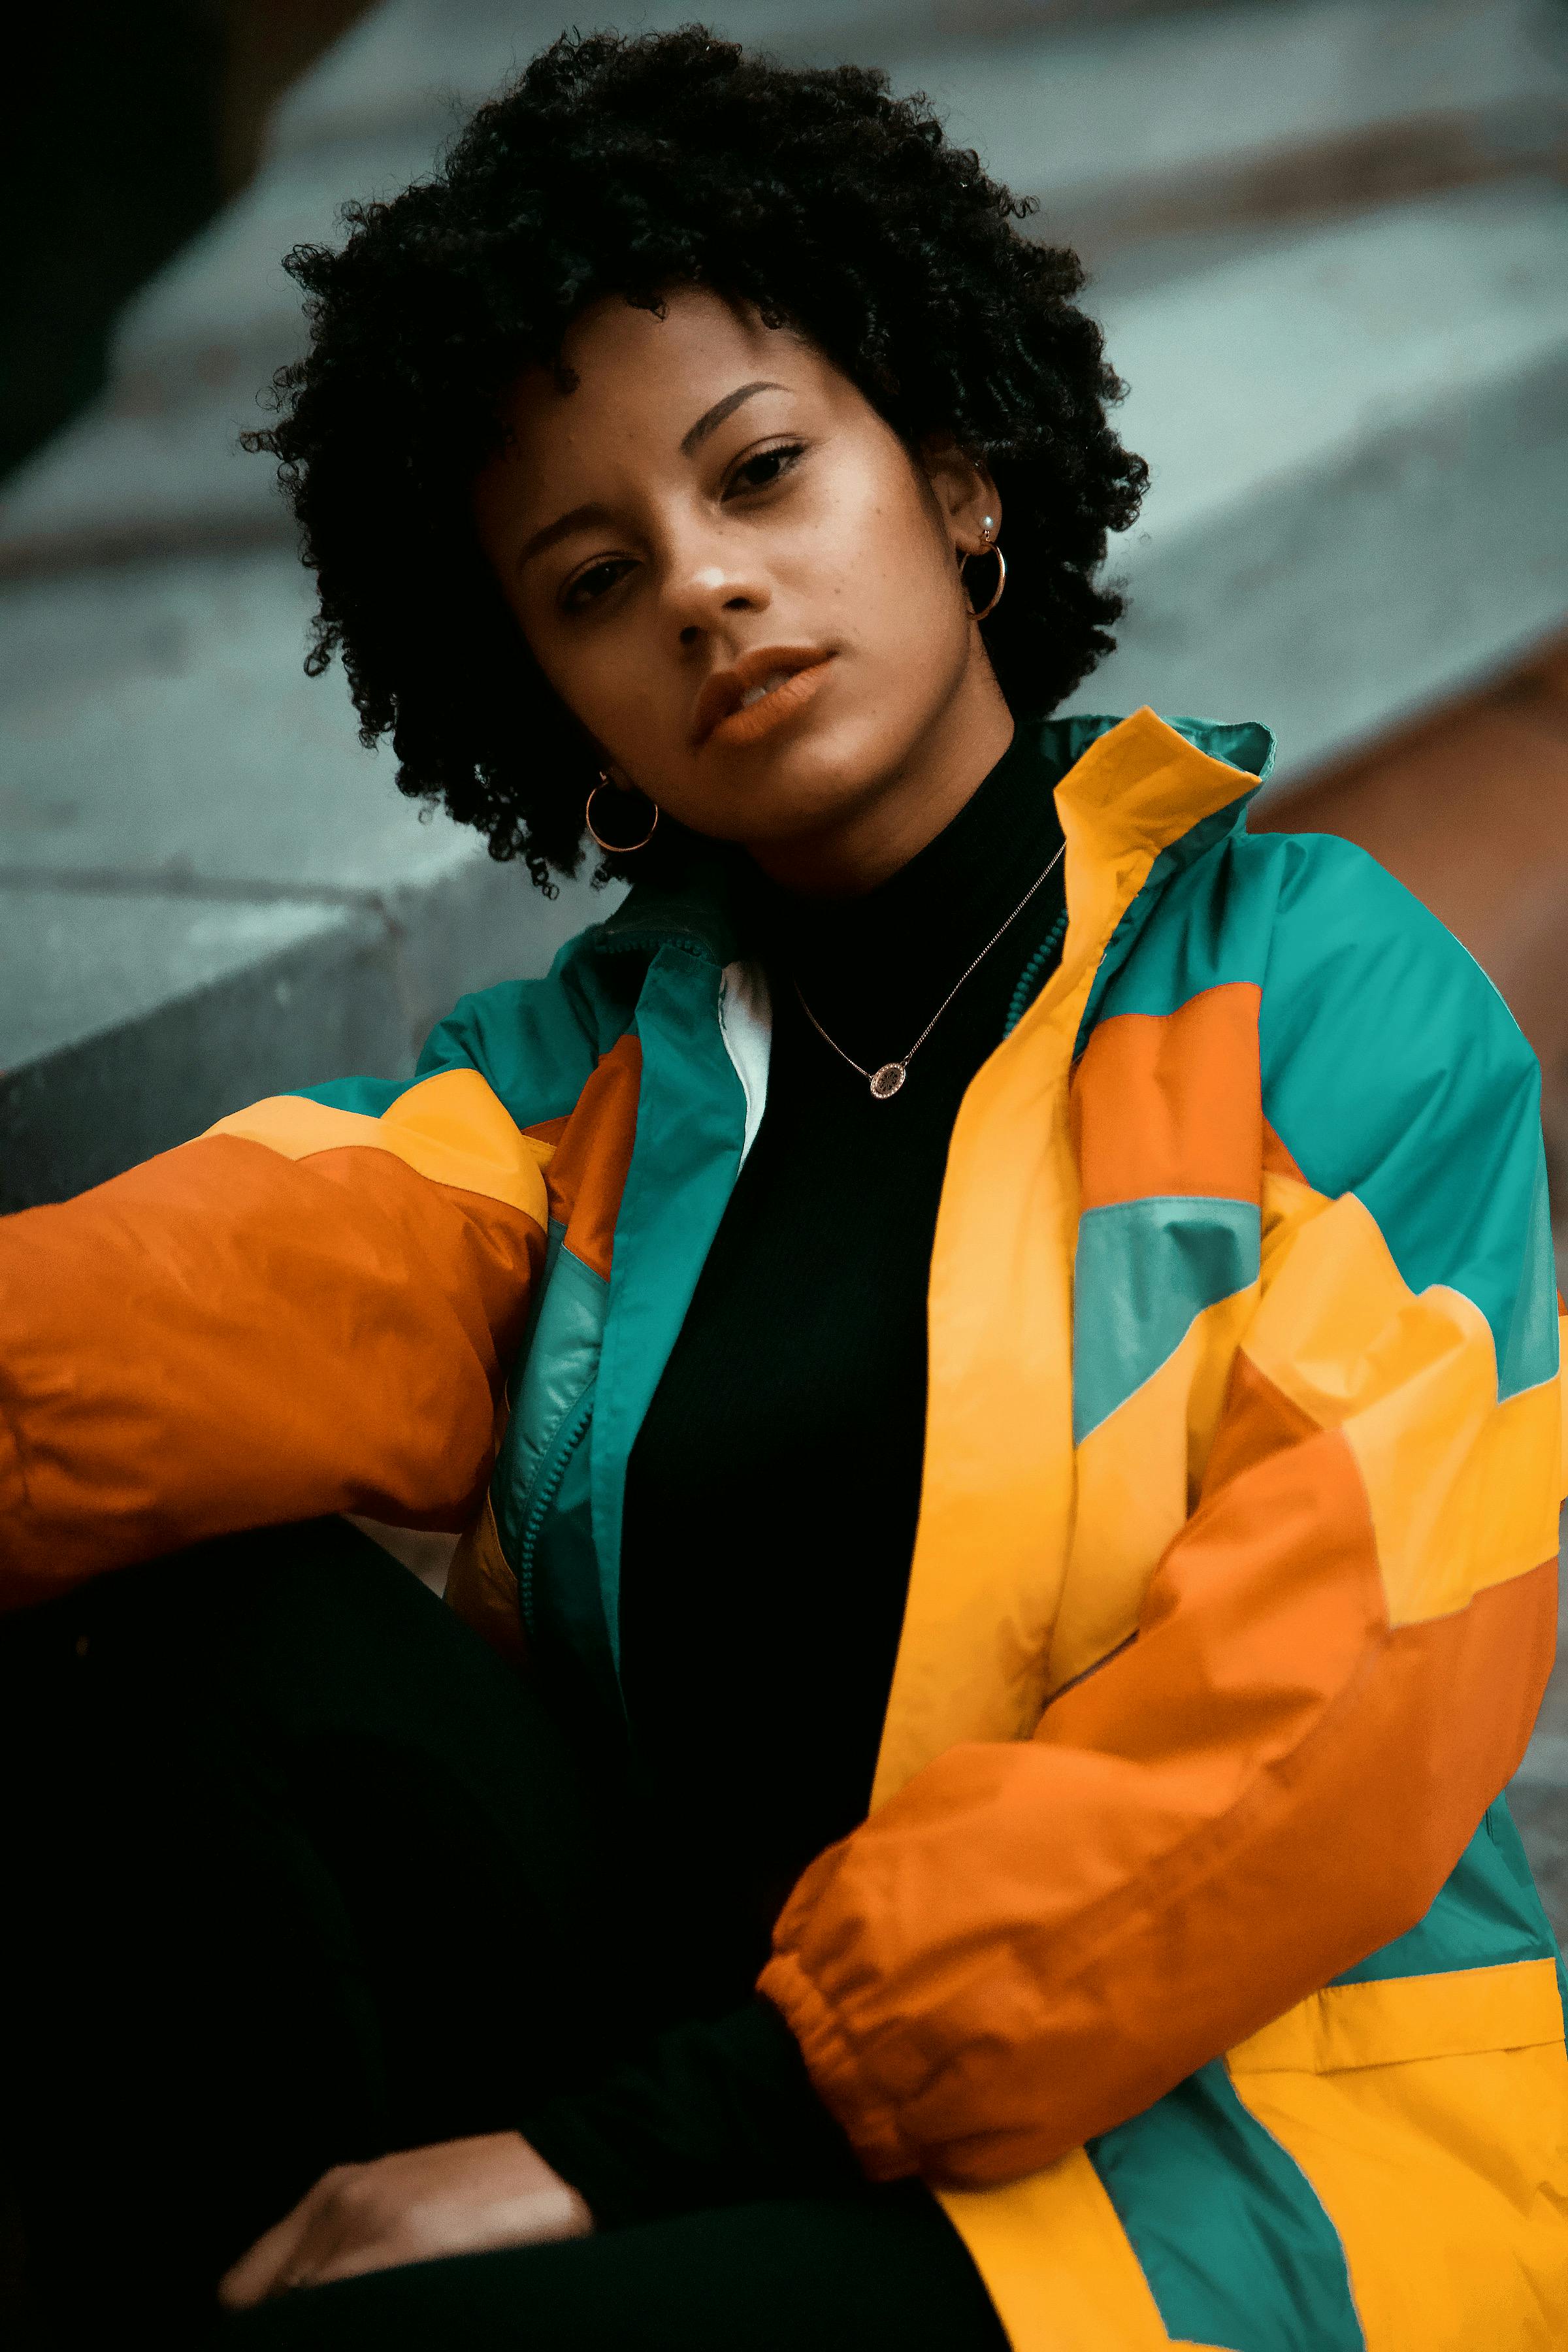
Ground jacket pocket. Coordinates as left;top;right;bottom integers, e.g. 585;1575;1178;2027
1226;1961;1568;2352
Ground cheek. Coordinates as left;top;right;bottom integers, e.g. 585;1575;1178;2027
525;611;676;753
851;447;955;587
527;614;710;813
828;478;968;688
533;632;622;732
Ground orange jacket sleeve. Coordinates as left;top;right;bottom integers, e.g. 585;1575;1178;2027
0;1070;547;1606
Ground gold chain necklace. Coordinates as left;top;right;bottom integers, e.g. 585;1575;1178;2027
793;838;1066;1100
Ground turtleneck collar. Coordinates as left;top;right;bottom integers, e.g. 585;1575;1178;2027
740;719;1068;1051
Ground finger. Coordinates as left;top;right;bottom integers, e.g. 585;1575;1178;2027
218;2174;348;2310
287;2226;417;2293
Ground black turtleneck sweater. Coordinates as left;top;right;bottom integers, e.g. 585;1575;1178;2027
522;723;1069;2221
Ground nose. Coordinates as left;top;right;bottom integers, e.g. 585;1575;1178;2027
662;532;771;648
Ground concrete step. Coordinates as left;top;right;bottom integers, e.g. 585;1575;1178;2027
274;0;1568;201
0;131;438;573
1075;180;1568;779
0;847;600;1214
891;0;1568;251
0;544;603;1209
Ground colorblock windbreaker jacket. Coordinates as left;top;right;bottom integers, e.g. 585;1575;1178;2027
5;709;1566;2349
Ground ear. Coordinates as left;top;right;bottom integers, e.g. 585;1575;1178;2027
919;436;1001;559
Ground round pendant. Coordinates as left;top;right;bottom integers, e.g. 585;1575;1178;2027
869;1062;907;1100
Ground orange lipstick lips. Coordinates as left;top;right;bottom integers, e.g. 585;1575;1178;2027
710;659;831;747
695;649;835;751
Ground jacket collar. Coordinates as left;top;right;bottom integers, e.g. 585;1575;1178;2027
1051;706;1273;860
1050;710;1274;1053
570;707;1274;986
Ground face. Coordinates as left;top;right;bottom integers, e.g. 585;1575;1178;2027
471;286;1010;890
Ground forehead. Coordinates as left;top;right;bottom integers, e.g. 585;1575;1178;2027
494;287;825;480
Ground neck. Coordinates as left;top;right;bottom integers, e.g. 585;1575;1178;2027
742;645;1015;898
743;706;1066;1071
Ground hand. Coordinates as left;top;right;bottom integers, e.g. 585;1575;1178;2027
218;2131;593;2307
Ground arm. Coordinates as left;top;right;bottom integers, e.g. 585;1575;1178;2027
0;1062;551;1603
760;845;1565;2188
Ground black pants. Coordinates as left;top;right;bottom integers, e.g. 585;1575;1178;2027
0;1523;1005;2349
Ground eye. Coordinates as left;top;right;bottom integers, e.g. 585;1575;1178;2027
723;440;806;499
559;555;636;615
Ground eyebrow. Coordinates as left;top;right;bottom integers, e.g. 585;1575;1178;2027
517;500;617;568
679;379;786;457
516;381;789;568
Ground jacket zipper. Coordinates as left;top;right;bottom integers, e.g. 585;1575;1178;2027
594;929;715;965
515;1386;596;1633
1004;908;1070;1036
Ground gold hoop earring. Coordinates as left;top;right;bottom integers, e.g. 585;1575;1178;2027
585;774;660;855
964;517;1006;620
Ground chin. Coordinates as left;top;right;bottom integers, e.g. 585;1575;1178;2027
749;717;910;828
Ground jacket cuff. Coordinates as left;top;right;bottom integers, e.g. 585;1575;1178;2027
757;1947;917;2183
519;1992;864;2228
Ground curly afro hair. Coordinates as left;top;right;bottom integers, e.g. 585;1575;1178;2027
247;27;1147;891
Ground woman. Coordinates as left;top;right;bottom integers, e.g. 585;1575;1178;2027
3;29;1563;2351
